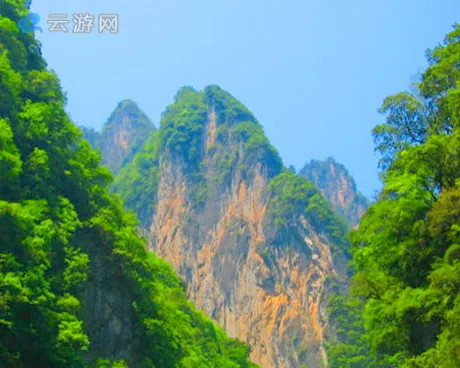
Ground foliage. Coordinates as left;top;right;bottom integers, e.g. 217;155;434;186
231;121;283;179
79;125;101;151
329;24;460;367
0;1;257;367
326;294;376;368
112;131;161;227
115;85;284;212
161;86;208;171
158;86;209;204
204;84;258;126
267;170;350;258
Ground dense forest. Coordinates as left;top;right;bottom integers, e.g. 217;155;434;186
0;1;257;367
327;24;460;367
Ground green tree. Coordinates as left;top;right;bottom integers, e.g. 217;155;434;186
0;1;258;367
330;24;460;368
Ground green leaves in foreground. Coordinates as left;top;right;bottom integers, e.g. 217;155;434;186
0;1;257;366
328;24;460;368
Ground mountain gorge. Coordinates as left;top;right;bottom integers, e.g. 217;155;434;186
80;23;460;368
2;1;458;367
111;86;351;368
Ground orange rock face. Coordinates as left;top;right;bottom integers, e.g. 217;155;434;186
146;109;347;368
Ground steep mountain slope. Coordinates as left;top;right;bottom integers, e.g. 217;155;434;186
81;100;155;175
114;86;350;368
0;2;256;367
299;158;369;227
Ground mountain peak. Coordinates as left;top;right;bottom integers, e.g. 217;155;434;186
300;158;369;227
112;98;140;111
113;87;349;367
100;100;155;174
104;99;154;128
80;100;156;174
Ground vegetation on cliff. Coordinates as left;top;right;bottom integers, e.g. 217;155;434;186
114;85;284;209
327;24;460;367
112;131;161;227
267;170;349;259
80;126;101;152
114;85;348;260
114;84;351;368
0;1;257;367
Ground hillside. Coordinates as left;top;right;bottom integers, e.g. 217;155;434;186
0;1;256;367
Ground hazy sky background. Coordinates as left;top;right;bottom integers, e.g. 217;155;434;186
31;0;460;198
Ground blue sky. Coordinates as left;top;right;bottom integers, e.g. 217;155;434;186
30;0;459;198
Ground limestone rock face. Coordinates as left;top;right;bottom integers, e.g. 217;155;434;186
300;158;369;228
114;86;349;368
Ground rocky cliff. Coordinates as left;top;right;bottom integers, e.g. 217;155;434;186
113;86;349;368
81;99;155;175
300;158;369;228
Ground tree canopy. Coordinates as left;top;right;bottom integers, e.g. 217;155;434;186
328;24;460;368
0;1;257;367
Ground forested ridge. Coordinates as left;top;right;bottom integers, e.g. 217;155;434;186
327;24;460;367
0;1;257;367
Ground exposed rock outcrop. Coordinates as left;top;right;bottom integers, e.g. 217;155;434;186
114;86;350;367
300;158;369;228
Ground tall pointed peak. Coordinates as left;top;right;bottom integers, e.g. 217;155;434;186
113;86;349;368
300;157;369;227
99;99;155;174
159;85;281;179
203;85;258;125
104;99;155;130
